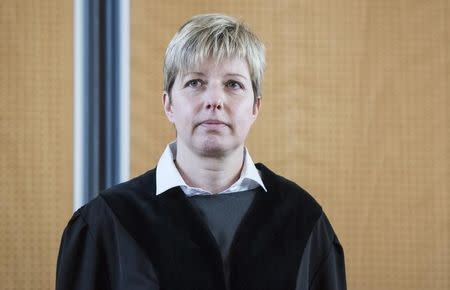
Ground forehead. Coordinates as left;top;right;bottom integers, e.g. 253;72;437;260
179;57;250;78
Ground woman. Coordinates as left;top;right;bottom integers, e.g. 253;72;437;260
56;13;346;290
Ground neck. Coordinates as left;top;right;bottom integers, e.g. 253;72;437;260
174;142;245;194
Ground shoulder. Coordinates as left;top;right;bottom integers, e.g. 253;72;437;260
256;163;322;213
71;168;157;228
255;163;342;245
101;167;157;198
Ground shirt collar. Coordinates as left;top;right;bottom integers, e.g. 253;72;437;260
156;141;267;196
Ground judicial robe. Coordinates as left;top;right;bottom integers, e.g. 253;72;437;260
56;163;346;290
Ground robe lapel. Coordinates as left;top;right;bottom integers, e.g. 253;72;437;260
156;187;224;266
102;182;226;289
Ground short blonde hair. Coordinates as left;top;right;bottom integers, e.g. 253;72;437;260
163;13;266;101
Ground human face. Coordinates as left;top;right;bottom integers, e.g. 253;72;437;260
163;57;260;158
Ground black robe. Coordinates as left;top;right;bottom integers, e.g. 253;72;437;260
56;163;346;290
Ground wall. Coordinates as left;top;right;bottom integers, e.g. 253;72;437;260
0;1;72;289
130;1;449;289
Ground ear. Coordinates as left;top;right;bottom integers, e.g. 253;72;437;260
162;91;175;123
252;96;261;118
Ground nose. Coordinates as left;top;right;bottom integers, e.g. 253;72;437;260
206;102;222;110
204;83;224;110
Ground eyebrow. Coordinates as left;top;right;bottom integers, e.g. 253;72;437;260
182;72;205;77
225;73;248;80
182;72;249;80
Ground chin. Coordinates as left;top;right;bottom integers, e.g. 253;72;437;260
195;137;236;158
198;143;227;157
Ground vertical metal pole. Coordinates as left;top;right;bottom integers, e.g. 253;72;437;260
74;0;129;211
118;0;130;184
105;0;130;189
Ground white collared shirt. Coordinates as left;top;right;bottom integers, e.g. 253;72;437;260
156;141;267;196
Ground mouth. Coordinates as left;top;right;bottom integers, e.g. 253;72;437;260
197;119;229;128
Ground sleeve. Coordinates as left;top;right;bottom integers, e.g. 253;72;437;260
309;235;347;290
296;213;347;290
55;209;110;290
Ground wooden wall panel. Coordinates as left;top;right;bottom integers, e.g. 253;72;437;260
131;1;449;289
0;1;72;289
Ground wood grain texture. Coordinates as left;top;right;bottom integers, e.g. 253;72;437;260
0;1;72;289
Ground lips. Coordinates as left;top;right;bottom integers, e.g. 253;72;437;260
197;119;229;128
202;120;225;124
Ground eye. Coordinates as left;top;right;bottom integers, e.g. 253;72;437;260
184;79;204;88
225;80;244;90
